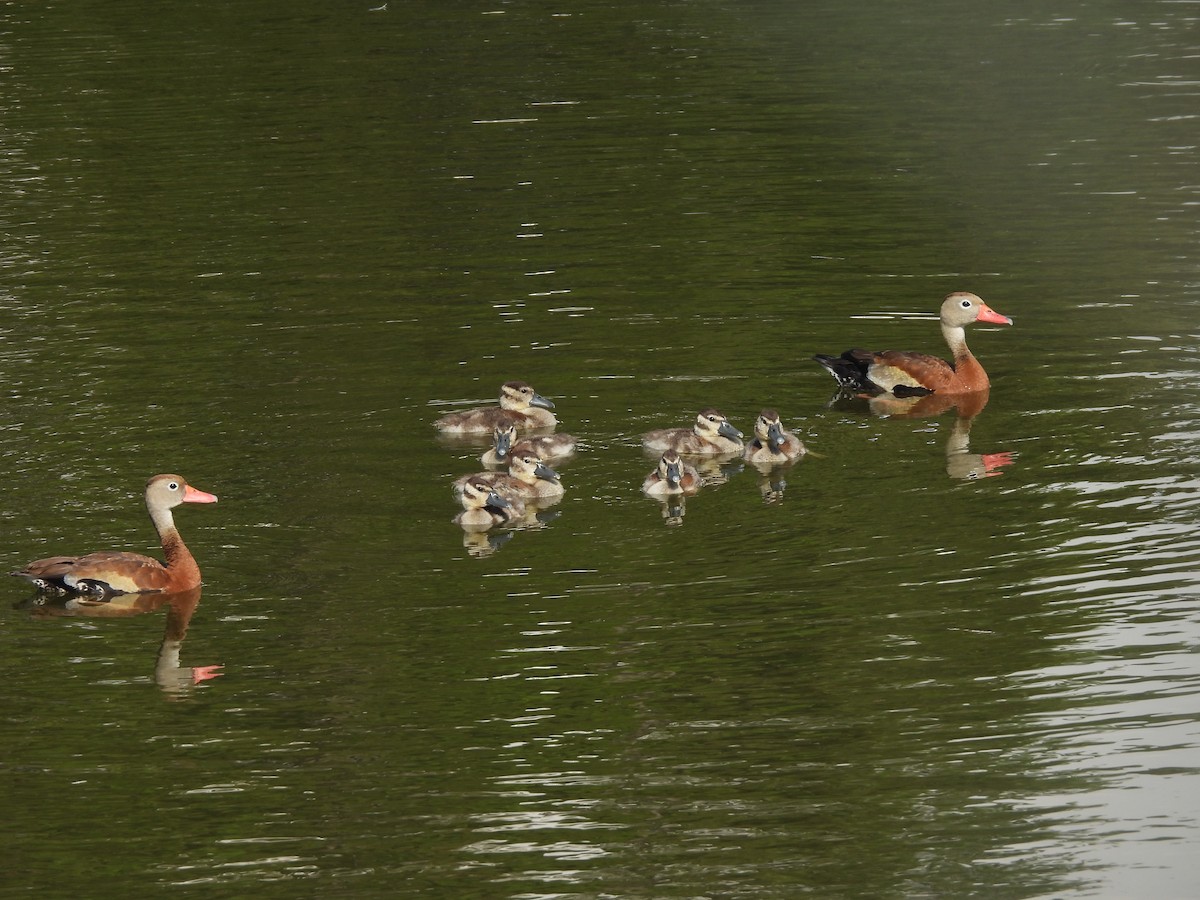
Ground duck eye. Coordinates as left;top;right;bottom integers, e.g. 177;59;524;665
168;482;179;491
960;299;972;309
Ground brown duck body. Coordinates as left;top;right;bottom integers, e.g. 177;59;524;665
813;292;1012;396
435;381;557;434
12;475;218;596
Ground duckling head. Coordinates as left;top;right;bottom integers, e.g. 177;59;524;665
510;453;560;485
499;381;555;412
491;423;518;461
755;409;786;453
461;478;511;512
694;408;742;442
659;451;684;488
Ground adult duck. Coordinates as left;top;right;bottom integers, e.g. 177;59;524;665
12;474;218;596
743;409;806;465
642;409;744;456
434;381;557;434
813;292;1013;396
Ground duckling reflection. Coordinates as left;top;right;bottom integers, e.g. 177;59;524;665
642;408;744;456
680;453;744;487
823;388;1015;480
481;423;577;468
13;587;222;696
642;450;704;498
652;494;688;527
453;452;565;504
434;381;557;435
459;528;516;558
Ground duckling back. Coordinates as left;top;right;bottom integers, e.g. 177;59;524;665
511;432;577;462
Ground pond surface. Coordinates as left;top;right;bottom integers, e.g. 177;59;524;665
1;1;1198;897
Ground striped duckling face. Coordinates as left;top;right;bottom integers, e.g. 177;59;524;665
490;423;518;462
658;451;685;489
508;453;559;486
460;478;512;514
753;409;786;454
499;381;555;412
693;408;742;443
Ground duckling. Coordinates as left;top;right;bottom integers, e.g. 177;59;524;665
481;424;578;467
642;450;704;497
743;409;806;464
434;381;557;434
454;478;526;529
642;408;743;455
454;452;565;503
481;424;519;467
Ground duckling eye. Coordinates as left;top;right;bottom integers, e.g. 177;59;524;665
707;415;719;422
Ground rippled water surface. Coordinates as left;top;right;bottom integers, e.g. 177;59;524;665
1;1;1197;897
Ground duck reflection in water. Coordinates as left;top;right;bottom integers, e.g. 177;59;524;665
826;388;1015;480
13;587;222;696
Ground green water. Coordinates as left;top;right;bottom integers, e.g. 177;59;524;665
1;1;1197;897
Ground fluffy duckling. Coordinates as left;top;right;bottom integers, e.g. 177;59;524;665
642;408;743;456
454;478;526;529
481;424;578;467
642;451;704;497
454;452;565;503
743;409;806;464
434;381;557;434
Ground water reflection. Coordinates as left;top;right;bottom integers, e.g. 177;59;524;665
826;389;1015;481
458;506;562;557
12;587;222;696
750;463;792;504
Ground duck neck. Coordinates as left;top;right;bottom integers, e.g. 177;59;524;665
942;321;989;387
149;504;200;578
941;322;970;361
